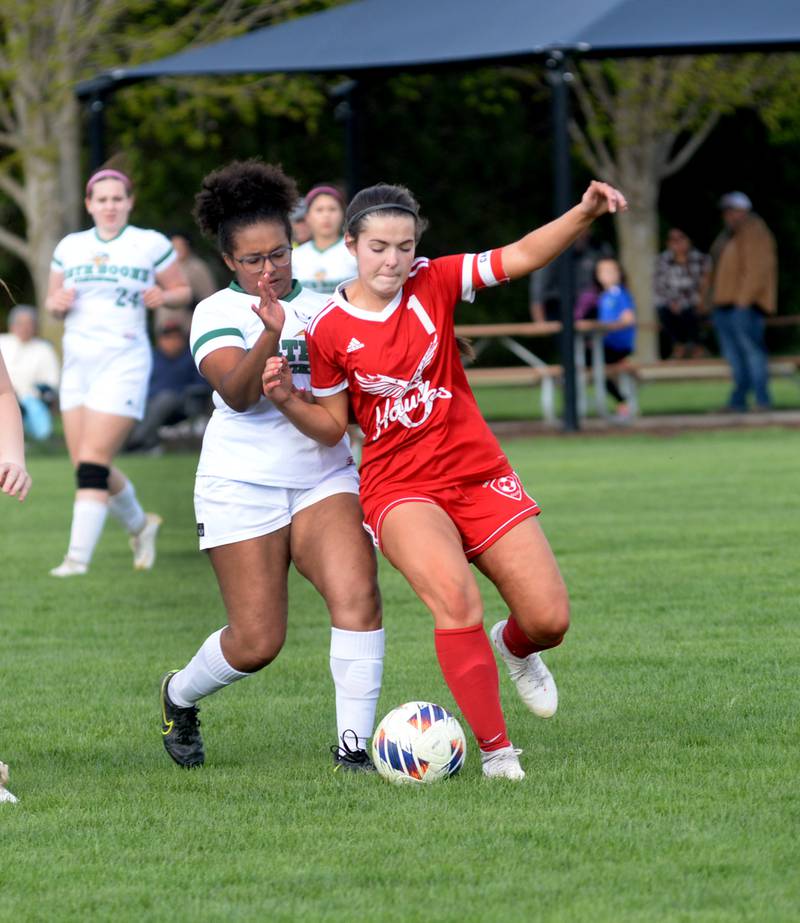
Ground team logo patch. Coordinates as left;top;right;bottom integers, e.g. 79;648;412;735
484;475;523;501
197;523;205;537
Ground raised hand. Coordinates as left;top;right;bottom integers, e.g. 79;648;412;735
579;181;628;220
252;272;285;335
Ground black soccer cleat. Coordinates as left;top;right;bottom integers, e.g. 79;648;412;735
331;728;376;774
160;671;205;768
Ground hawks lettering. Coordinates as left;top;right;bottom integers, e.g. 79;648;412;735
355;335;451;441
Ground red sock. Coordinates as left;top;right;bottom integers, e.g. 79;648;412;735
503;613;542;657
503;613;564;656
434;624;509;752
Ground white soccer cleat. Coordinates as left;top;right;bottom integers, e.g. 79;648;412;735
131;513;162;570
49;557;88;578
481;745;525;780
490;619;558;718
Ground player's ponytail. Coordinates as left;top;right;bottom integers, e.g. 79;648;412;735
345;183;428;243
194;160;299;255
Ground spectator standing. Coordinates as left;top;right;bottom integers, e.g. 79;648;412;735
654;228;710;358
0;306;60;440
125;320;211;453
292;185;357;294
708;192;778;412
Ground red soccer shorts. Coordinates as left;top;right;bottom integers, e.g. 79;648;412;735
361;471;541;561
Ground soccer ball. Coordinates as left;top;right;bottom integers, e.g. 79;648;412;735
371;701;467;784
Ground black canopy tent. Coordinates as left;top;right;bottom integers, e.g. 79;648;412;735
77;0;800;430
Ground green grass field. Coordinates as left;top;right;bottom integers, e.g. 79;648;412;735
1;429;798;922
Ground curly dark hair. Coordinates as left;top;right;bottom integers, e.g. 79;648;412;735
193;159;299;254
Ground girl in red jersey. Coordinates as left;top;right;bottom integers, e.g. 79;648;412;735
262;180;626;779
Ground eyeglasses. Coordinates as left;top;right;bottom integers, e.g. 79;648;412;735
232;247;292;271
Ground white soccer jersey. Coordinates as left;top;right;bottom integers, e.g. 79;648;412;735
191;280;353;488
292;237;357;295
51;225;176;351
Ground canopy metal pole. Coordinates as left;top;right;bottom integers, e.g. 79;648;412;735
332;79;362;199
88;92;107;170
546;52;579;432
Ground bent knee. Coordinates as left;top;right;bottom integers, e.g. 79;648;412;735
516;595;570;646
426;580;484;628
224;624;285;672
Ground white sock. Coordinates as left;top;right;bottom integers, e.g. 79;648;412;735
108;480;147;534
168;628;250;707
66;499;108;565
330;627;385;749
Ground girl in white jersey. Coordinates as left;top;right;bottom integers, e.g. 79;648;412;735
45;168;191;577
291;185;357;295
159;160;383;772
264;179;626;780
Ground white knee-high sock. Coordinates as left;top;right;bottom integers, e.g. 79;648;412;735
330;627;385;749
108;480;146;534
66;499;108;566
168;628;250;707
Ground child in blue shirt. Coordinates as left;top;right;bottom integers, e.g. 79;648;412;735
595;257;636;417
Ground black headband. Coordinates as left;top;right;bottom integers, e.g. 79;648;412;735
347;202;417;228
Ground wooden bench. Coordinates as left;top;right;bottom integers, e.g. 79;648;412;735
457;315;800;421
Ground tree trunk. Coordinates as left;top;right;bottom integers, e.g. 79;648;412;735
613;167;660;362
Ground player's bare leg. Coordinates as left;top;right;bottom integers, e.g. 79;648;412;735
474;517;569;718
291;492;384;769
381;502;524;780
161;530;291;768
52;408;138;576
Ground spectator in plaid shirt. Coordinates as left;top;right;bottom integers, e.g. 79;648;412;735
654;228;710;358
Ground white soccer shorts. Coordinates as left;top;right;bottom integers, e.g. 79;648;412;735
59;344;151;421
193;464;360;550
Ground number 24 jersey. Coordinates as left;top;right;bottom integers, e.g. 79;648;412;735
306;251;512;501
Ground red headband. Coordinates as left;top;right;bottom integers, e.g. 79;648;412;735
86;169;132;196
305;185;344;207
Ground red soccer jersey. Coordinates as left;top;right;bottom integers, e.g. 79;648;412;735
306;250;512;502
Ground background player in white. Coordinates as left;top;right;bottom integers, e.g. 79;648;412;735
291;185;357;295
263;179;626;780
159;160;383;771
45;168;190;577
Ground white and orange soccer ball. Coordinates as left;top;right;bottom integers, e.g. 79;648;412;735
371;701;467;784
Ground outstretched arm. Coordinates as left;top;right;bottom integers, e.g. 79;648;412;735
0;354;31;501
501;181;626;281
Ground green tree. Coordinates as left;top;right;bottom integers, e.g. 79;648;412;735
566;54;797;360
0;0;335;338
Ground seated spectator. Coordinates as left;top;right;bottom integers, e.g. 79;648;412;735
290;201;312;245
0;305;60;441
654;227;710;358
595;257;636;420
125;321;211;453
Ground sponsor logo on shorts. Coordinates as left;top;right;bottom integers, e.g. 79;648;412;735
197;523;205;537
483;474;523;501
